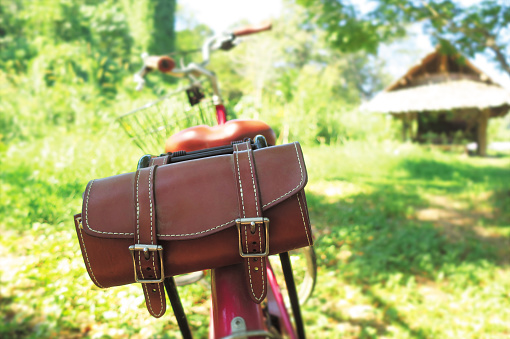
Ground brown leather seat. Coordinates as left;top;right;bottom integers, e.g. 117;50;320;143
165;119;276;152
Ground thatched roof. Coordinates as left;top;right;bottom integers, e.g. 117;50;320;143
361;47;510;117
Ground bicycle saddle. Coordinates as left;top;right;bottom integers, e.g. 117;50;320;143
165;119;276;152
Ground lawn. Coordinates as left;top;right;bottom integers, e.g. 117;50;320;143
304;142;510;338
1;130;509;338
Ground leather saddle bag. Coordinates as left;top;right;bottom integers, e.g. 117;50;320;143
73;140;313;317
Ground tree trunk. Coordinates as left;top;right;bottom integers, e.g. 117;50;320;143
148;0;177;55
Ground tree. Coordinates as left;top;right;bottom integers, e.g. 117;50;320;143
148;0;177;55
297;0;510;77
119;0;177;56
206;2;390;144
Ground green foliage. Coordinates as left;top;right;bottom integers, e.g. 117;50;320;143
0;1;38;72
297;0;407;54
297;0;510;76
489;114;510;142
0;0;391;148
205;3;392;145
148;0;177;55
175;24;214;67
83;1;134;59
422;0;510;75
0;0;179;145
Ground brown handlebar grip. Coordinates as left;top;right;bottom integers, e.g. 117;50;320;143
144;56;175;73
232;20;272;37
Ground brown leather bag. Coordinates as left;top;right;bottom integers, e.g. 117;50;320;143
73;141;313;318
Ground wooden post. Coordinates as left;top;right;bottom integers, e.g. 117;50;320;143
439;54;449;73
410;113;416;140
402;114;411;141
477;110;489;156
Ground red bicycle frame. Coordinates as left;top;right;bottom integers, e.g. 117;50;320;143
215;104;227;125
208;103;296;338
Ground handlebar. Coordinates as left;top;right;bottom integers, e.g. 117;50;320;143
232;21;272;37
134;21;272;91
144;55;175;73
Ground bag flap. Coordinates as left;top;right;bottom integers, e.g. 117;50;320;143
81;142;307;240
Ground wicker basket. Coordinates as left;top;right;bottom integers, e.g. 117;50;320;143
118;85;217;154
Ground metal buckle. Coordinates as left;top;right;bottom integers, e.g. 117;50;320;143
236;217;269;258
129;244;165;283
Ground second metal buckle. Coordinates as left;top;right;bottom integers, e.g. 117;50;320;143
236;217;269;258
129;244;165;283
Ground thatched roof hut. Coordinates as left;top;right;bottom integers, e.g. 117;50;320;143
361;46;510;155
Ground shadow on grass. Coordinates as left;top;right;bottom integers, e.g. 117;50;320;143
401;156;510;231
490;188;510;226
400;156;510;188
307;186;495;282
307;159;509;337
0;296;35;339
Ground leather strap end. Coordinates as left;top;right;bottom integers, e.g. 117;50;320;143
245;258;267;303
142;281;166;318
239;221;268;303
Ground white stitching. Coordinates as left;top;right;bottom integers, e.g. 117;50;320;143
149;166;154;245
143;279;165;318
150;253;165;317
152;282;164;317
148;166;157;285
245;227;253;293
238;142;265;301
147;166;155;278
149;166;164;317
235;144;246;218
136;170;141;244
257;224;265;300
136;170;144;280
85;142;305;238
84;180;93;229
157;219;235;237
245;228;256;300
142;284;155;315
147;167;155;282
246;146;259;217
246;225;265;302
77;226;105;288
297;193;311;246
139;168;164;318
142;280;164;318
245;224;249;256
85;180;135;236
262;142;303;208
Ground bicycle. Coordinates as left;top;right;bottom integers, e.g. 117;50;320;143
117;21;317;339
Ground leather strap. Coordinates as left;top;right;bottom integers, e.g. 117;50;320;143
133;166;166;318
150;155;170;167
233;141;267;303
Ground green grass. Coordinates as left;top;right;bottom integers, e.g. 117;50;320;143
303;142;510;338
1;130;510;338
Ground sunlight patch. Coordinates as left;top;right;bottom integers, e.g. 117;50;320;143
308;181;368;198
